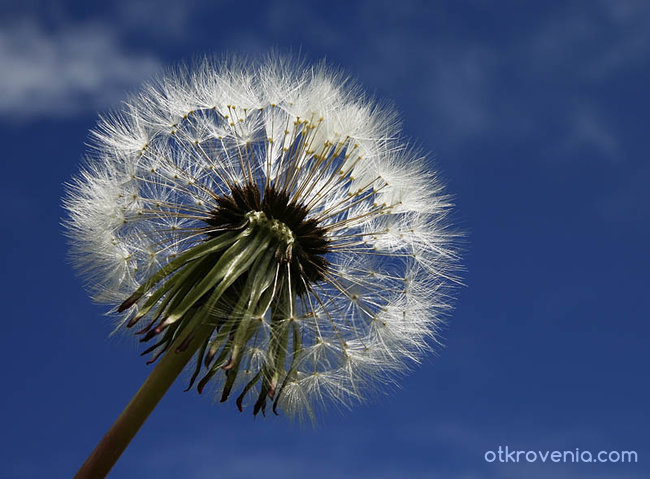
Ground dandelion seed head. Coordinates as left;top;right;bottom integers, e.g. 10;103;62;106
64;54;461;421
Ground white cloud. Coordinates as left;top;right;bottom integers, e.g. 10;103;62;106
0;20;160;119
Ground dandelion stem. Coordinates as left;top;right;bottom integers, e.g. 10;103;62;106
74;323;212;479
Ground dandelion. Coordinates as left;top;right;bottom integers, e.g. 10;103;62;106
65;55;461;477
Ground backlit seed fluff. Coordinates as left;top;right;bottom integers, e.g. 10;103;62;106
64;55;462;421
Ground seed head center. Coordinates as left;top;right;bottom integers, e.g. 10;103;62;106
245;211;295;246
206;183;330;295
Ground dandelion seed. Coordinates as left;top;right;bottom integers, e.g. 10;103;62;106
65;54;461;477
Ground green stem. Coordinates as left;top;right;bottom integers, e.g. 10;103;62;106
74;324;212;478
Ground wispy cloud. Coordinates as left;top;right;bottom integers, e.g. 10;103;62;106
565;106;621;162
0;20;160;119
521;0;650;164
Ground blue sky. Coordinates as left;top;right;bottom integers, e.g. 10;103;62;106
0;1;648;478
